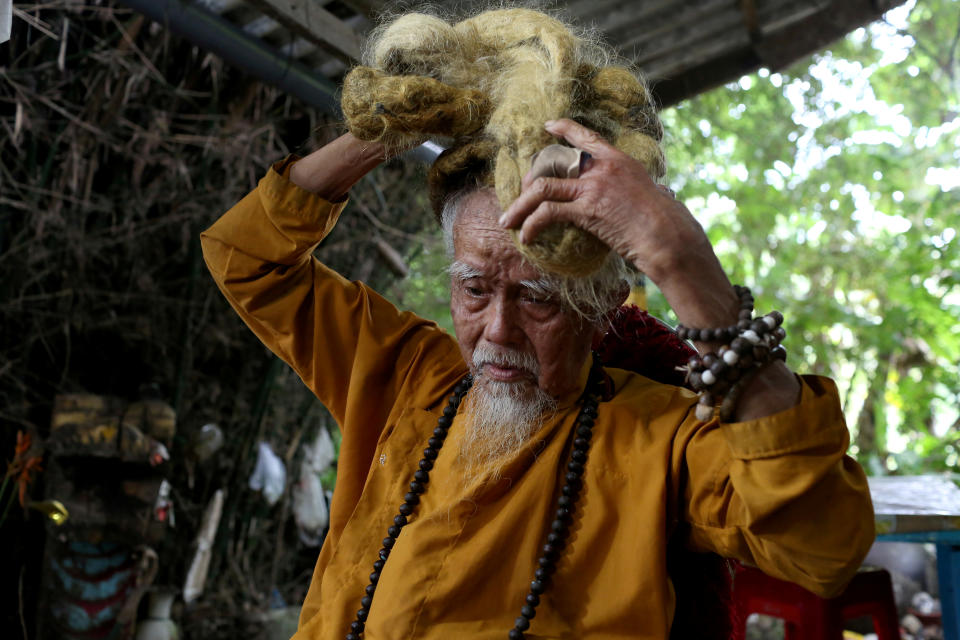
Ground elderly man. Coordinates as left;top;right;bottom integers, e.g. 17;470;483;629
201;116;874;639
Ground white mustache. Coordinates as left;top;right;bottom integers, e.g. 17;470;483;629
471;343;540;378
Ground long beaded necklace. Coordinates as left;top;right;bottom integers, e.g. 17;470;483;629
346;358;606;640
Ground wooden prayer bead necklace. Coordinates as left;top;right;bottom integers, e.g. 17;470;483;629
346;358;606;640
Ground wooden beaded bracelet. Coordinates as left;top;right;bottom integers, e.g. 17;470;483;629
718;346;787;421
675;284;755;343
675;286;788;421
686;317;786;420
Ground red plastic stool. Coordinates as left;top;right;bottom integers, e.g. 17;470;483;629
732;564;900;640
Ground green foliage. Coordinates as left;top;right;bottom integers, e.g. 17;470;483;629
657;0;960;475
386;231;455;334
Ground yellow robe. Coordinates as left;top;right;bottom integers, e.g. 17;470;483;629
201;159;875;640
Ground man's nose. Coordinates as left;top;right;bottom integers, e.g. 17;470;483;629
483;295;524;347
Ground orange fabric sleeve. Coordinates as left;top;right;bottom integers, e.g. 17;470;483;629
675;375;875;597
199;158;463;429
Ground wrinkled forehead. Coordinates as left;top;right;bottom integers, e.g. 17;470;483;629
451;189;522;263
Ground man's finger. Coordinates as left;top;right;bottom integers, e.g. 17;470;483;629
500;177;580;230
517;201;581;245
544;119;618;157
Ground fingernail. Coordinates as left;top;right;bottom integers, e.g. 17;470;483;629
498;213;508;227
544;120;557;127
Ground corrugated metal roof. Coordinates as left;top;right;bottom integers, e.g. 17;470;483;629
179;0;907;106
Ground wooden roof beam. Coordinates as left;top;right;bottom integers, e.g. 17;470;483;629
624;0;811;67
244;0;364;62
241;14;284;39
333;0;389;21
754;0;901;70
612;0;733;44
649;28;751;84
649;0;908;106
617;0;735;54
567;0;675;27
629;8;743;68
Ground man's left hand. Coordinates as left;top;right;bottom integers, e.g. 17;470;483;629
500;119;802;421
499;118;709;288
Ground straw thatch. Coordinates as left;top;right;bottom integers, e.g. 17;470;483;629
1;2;434;636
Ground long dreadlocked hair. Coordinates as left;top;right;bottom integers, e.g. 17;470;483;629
341;6;665;282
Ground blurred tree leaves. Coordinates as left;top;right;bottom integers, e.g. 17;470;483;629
651;0;960;474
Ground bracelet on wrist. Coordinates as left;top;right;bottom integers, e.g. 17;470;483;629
675;284;755;343
675;286;788;421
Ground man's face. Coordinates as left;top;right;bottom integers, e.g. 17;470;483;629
449;189;597;400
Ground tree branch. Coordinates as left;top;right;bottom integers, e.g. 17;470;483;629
946;11;960;82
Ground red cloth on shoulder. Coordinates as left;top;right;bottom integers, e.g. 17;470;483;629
593;305;695;387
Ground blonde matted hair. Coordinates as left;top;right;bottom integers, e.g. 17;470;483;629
341;5;665;281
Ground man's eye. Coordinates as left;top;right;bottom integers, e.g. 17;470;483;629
465;286;484;296
521;293;551;305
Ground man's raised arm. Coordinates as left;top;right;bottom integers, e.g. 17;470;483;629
287;134;388;201
200;134;460;426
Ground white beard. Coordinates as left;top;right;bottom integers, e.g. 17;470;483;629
458;344;557;482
